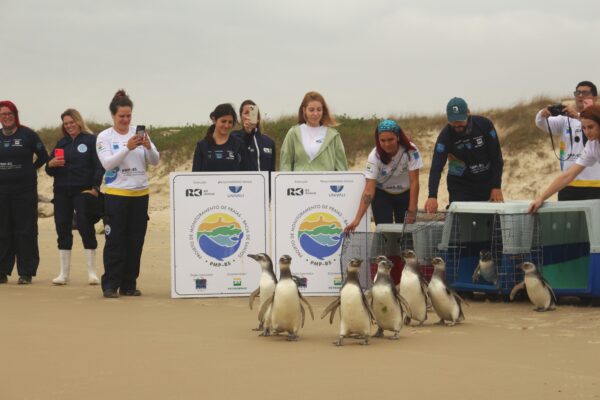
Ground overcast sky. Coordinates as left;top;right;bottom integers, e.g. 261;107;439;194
2;0;599;129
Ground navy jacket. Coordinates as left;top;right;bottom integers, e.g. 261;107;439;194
428;116;503;199
45;132;104;190
192;136;248;172
231;128;276;172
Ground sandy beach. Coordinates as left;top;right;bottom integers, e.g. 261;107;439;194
1;202;600;400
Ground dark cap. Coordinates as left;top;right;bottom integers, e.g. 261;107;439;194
446;97;469;122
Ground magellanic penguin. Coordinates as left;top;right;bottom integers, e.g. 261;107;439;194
367;255;411;339
321;258;374;346
247;253;277;332
510;262;556;312
259;255;314;341
399;249;429;326
428;257;466;326
472;250;498;285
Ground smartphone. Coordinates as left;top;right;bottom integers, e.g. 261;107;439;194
583;99;594;109
248;105;259;125
54;148;64;159
135;125;146;138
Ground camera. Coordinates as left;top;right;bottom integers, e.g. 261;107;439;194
547;103;567;117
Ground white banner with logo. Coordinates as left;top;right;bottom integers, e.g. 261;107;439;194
272;172;370;295
170;172;269;298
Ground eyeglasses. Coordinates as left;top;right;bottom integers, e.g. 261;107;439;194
0;112;14;117
574;90;594;97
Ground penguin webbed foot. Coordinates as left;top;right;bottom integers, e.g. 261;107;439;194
373;328;384;338
335;336;344;346
259;329;271;337
390;331;400;340
286;334;298;341
360;336;370;345
252;322;264;331
435;319;446;325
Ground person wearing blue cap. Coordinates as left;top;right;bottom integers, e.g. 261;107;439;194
424;97;504;213
344;119;422;233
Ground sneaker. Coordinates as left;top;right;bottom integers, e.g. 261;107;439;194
0;274;7;284
17;276;32;284
118;289;142;296
103;289;119;298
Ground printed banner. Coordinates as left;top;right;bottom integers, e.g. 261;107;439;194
272;172;370;295
170;172;269;298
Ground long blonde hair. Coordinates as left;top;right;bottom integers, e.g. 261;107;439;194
61;108;92;134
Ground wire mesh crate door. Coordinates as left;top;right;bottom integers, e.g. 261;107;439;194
400;211;448;281
491;213;543;292
339;232;380;289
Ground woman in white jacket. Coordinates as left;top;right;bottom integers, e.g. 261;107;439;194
96;89;160;298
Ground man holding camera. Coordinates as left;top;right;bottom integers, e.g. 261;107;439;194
425;97;504;213
535;81;600;200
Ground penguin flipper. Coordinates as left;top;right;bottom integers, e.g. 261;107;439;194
509;281;526;301
258;295;274;322
249;287;260;310
396;293;412;317
300;303;306;327
472;265;480;283
298;293;315;320
320;297;341;324
361;291;376;323
540;276;558;305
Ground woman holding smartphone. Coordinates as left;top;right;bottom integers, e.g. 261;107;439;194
96;90;160;298
46;109;104;285
231;100;275;172
344;119;422;233
0;101;48;284
192;103;247;171
280;91;347;171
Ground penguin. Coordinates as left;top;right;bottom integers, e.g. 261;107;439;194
368;255;411;339
321;258;374;346
258;255;314;340
428;257;465;326
510;262;556;312
472;250;497;285
399;249;429;326
247;253;277;332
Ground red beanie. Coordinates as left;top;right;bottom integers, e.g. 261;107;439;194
0;100;21;128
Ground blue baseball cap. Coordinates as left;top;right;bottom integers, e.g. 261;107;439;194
446;97;469;122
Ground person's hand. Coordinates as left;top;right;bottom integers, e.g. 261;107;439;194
564;105;580;119
540;108;552;118
529;197;544;214
48;157;65;168
82;188;99;197
127;135;143;150
141;134;151;149
424;198;438;213
242;120;256;133
343;219;359;235
404;210;417;224
489;188;504;202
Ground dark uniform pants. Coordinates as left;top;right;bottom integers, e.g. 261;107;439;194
0;190;40;276
53;188;98;250
372;188;410;224
101;194;149;292
558;186;600;201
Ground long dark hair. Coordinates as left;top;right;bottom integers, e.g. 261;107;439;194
374;121;416;165
205;103;237;145
109;89;133;115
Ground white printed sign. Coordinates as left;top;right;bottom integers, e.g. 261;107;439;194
272;172;370;295
170;172;269;298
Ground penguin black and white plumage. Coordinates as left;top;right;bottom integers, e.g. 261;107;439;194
247;253;277;332
510;262;556;312
369;255;411;340
472;250;497;285
258;255;314;341
399;249;429;326
321;258;374;346
428;257;465;326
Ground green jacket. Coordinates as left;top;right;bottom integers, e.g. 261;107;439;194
279;125;348;171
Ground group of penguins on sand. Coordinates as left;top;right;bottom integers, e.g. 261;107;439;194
247;250;557;346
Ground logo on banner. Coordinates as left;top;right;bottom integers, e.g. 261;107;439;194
186;188;203;197
195;278;207;289
228;186;242;194
329;185;346;198
292;210;344;264
189;208;250;266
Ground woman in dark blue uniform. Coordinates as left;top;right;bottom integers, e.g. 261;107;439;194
192;104;247;172
0;101;48;284
46;109;104;285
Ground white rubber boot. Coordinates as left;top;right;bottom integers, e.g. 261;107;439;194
85;249;99;285
52;250;71;285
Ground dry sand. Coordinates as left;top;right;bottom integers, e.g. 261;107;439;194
1;137;597;400
2;206;600;400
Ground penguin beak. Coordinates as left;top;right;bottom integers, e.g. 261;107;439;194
247;254;258;260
